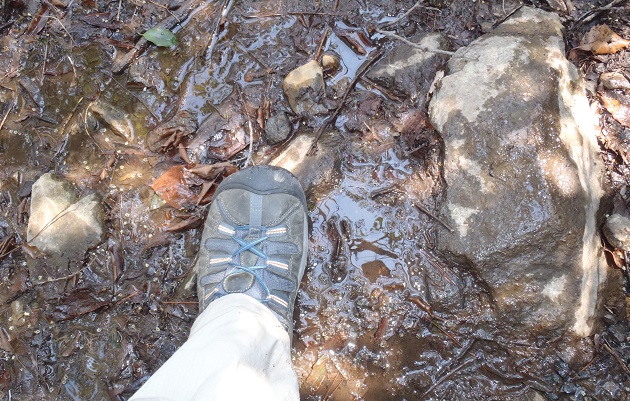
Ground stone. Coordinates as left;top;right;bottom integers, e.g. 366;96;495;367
367;32;450;99
283;60;328;116
128;56;163;89
321;53;340;74
265;112;292;144
27;173;105;283
90;101;135;142
600;71;630;91
428;7;615;336
269;130;341;192
603;213;630;250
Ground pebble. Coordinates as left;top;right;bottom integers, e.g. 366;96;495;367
600;71;630;91
282;60;328;116
265;111;292;144
603;213;630;250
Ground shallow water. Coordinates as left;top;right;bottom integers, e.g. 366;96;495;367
0;0;628;400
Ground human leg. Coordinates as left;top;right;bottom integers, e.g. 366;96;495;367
130;166;308;401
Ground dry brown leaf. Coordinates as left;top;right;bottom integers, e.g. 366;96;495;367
188;162;236;180
577;25;630;55
150;165;197;209
165;215;203;233
599;92;630;128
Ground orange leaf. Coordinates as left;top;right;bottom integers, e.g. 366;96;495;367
577;25;630;55
599;92;630;128
150;165;197;209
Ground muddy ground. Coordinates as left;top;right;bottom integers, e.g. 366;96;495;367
0;0;629;400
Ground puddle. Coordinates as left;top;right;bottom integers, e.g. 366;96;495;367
0;0;628;400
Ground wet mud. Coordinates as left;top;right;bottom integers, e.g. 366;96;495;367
0;0;629;400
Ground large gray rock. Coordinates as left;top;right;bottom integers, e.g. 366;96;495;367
428;7;614;336
27;173;105;283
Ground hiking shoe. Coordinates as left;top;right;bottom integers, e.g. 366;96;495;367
195;165;308;333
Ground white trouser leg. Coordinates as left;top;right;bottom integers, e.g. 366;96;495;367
130;293;299;401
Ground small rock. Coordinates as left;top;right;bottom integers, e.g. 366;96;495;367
128;56;164;89
265;112;292;144
27;173;105;282
90;101;135;142
283;60;328;116
321;53;340;74
603;213;630;250
600;71;630;91
269;130;341;192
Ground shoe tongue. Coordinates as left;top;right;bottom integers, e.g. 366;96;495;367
223;271;255;292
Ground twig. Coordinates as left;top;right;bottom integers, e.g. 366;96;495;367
420;359;472;398
307;49;384;155
40;39;48;85
417;248;457;286
34;264;91;285
572;0;628;31
52;96;84;162
361;76;405;102
0;98;16;132
414;202;454;233
161;301;198;305
315;27;331;61
232;39;272;72
431;320;462;346
375;29;455;56
43;15;77;48
100;71;159;120
82;104;104;153
370;183;399;199
112;0;204;74
203;0;235;61
117;0;122;21
148;0;182;22
379;1;440;27
235;85;256;167
242;11;340;19
603;340;630;375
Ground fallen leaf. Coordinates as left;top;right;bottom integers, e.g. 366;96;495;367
392;109;430;135
599;92;630;127
48;288;110;322
150;165;197;209
188;162;236;180
141;231;172;253
577;25;630;55
165;215;203;233
143;28;178;47
0;327;14;353
151;164;237;208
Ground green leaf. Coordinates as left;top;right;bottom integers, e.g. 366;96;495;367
142;28;178;47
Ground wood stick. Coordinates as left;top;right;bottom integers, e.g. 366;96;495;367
375;29;455;56
307;49;384;155
111;0;204;74
379;1;440;28
414;202;454;233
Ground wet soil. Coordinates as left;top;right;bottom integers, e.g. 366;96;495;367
0;0;629;400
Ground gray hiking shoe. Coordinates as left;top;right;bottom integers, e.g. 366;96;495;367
195;165;308;333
